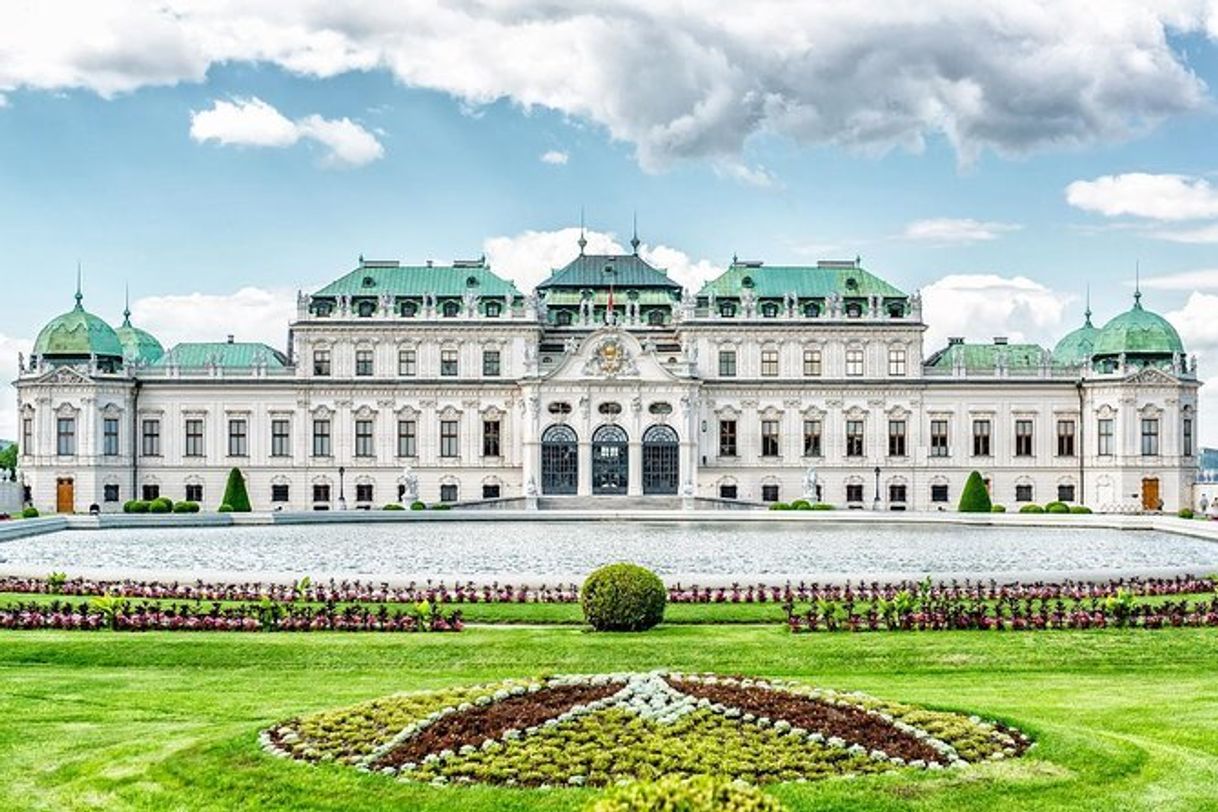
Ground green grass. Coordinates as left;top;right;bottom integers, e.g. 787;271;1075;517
3;627;1218;810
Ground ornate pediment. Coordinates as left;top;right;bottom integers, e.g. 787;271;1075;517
582;335;639;379
37;366;92;385
1124;367;1179;386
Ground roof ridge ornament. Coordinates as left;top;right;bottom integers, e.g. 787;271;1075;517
1134;261;1142;309
122;283;132;325
578;207;587;255
631;210;640;255
74;261;83;309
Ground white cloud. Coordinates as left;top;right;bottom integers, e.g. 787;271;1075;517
130;286;296;350
920;274;1072;353
712;160;779;189
1066;173;1218;221
1139;268;1218;291
1166;292;1218;446
0;93;8;108
189;97;383;168
1151;223;1218;244
539;150;568;165
0;3;1215;169
0;333;34;441
482;227;719;292
902;218;1022;243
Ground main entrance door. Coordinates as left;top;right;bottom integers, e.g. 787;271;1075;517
541;424;578;495
592;425;628;495
1142;478;1161;512
56;478;74;514
642;425;679;494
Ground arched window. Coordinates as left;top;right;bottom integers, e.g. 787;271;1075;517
642;424;679;494
400;301;418;317
592;425;628;495
887;301;905;318
357;300;376;317
541;424;578;495
803;301;820;318
647;309;665;325
556;310;573;326
719;301;737;317
485;301;502;318
761;302;779;318
845;302;862;318
442;300;460;318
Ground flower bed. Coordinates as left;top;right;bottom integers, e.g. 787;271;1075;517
0;599;462;633
262;672;1029;787
1;574;1210;605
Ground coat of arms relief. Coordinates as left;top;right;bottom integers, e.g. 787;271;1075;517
583;335;638;378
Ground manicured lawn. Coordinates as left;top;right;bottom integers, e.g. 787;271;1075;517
3;626;1218;810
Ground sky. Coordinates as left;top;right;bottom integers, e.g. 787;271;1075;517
2;2;1218;443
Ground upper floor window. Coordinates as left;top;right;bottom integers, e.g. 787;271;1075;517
1097;418;1114;456
400;301;418;317
556;310;573;326
57;417;77;456
312;419;332;457
357;300;375;317
440;348;459;377
482;349;501;377
761;301;779;318
1184;418;1194;457
598;402;622;416
439;419;460;458
760;420;780;457
803;420;822;457
719;419;737;457
889;420;908;457
1056;420;1076;457
22;415;33;455
718;301;737;318
803;349;822;377
647;309;665;325
649;402;673;415
355;349;374;377
845;348;864;377
103;417;120;457
141;418;160;457
227;418;248;457
548;402;572;416
397;419;417;458
313;349;331;377
354;419;374;458
846;420;865;457
929;419;948;457
972;419;991;456
442;300;460;318
184;419;204;457
760;348;779;377
845;302;863;318
888;347;907;377
398;348;416;377
1014;419;1034;457
803;301;820;318
1141;418;1160;456
271;419;291;458
485;301;502;318
482;419;501;457
718;349;737;377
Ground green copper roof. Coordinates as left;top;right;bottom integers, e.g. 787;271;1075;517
538;253;680;290
1092;294;1184;357
698;262;906;299
926;341;1048;370
34;290;124;359
1052;313;1100;367
314;260;521;299
542;289;679;306
114;306;165;365
154;342;287;369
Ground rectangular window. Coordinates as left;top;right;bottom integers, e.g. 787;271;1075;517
355;419;374;458
1184;418;1194;457
440;483;458;502
440;348;459;377
760;348;779;377
142;484;160;501
888;346;907;377
718;349;737;377
313;349;331;377
929;419;949;458
846;420;864;457
227;418;248;457
103;483;120;503
1016;483;1033;502
355;349;374;377
355;483;374;503
1141;418;1160;456
184;419;204;457
440;419;460;458
802;348;822;377
397;419;417;458
482;349;501;377
141;418;160;457
312;419;332;457
719;484;738;499
846;348;864;376
482;419;501;457
718;419;737;457
761;484;780;503
1056;420;1076;456
185;483;203;502
57;417;76;456
103;417;120;457
972;419;991;456
1014;419;1034;457
482;484;501;499
888;484;907;503
398;348;416;377
271;484;290;503
846;484;864;503
931;484;949;503
22;416;33;454
271;419;291;457
889;420;907;457
1057;484;1076;503
312;484;331;503
803;420;822;457
760;419;780;457
1097;418;1114;456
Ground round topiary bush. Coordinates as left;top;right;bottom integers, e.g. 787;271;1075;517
1019;504;1045;514
581;563;667;632
383;503;405;511
218;503;234;513
1070;505;1093;514
20;506;39;519
173;501;200;513
149;500;170;514
768;502;792;511
128;500;150;514
430;503;452;511
587;775;787;812
958;471;992;513
991;504;1006;513
790;499;812;510
410;500;426;511
1044;501;1070;514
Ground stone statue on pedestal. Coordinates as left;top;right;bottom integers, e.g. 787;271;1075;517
400;465;419;504
802;465;819;501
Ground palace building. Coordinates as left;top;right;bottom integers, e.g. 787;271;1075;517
14;234;1201;513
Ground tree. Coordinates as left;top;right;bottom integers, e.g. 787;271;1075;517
220;467;252;512
0;443;16;476
958;470;992;513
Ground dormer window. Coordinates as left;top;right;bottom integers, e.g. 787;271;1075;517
719;301;737;318
647;309;665;326
556;310;573;326
357;300;376;317
314;302;333;317
400;301;418;317
761;302;779;318
803;301;820;317
845;302;862;318
741;276;754;289
361;275;376;288
466;275;480;288
845;277;859;291
442;301;460;318
485;301;502;318
887;302;905;318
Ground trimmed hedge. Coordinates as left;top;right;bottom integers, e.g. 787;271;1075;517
409;501;426;511
383;503;405;511
587;775;786;812
1045;501;1070;514
991;504;1006;513
173;501;200;513
1019;504;1045;514
123;500;150;514
218;503;235;513
768;502;792;511
430;503;452;511
220;468;252;513
1070;505;1093;514
810;503;835;510
790;499;812;510
149;497;174;514
20;507;39;519
958;471;992;513
581;563;667;632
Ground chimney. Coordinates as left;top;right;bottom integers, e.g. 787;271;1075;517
993;336;1008;345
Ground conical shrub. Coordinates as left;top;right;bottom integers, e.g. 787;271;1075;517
958;471;992;513
220;467;252;513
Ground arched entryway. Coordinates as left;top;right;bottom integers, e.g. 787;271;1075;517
642;425;679;494
541;424;578;495
592;425;628;495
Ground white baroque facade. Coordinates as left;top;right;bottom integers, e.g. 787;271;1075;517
14;246;1201;513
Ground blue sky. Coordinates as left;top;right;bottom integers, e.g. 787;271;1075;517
2;3;1218;440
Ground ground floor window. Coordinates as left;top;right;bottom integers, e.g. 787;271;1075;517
440;483;458;502
719;484;737;499
482;484;501;499
142;484;160;501
1016;484;1033;502
888;484;907;503
1057;484;1076;502
103;484;120;503
930;484;949;503
271;484;290;503
355;483;374;503
185;484;203;502
761;484;780;502
846;483;864;503
312;484;331;503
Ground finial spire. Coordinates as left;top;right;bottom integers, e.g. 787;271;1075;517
1084;283;1092;325
74;261;83;309
578;207;587;254
123;283;132;325
630;210;640;255
1134;261;1142;308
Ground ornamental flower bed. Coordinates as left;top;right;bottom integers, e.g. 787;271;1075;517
2;574;1211;605
262;672;1029;787
0;599;462;633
